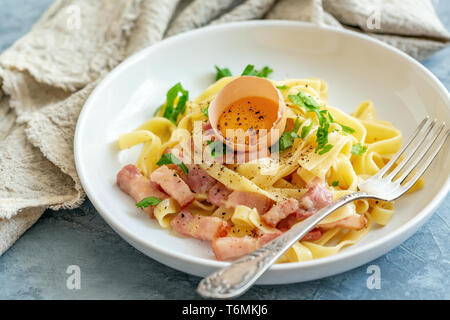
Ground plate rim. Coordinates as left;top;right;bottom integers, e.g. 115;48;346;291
74;20;450;273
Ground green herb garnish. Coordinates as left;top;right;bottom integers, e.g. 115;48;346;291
278;118;301;151
351;143;368;156
162;83;189;124
214;64;273;80
318;144;334;155
326;111;334;123
276;85;289;90
292;117;301;133
315;119;330;153
340;124;356;134
301;121;313;139
136;197;162;208
331;181;339;187
289;91;321;112
202;106;209;118
207;140;231;158
288;92;334;155
215;65;232;80
157;153;189;174
241;64;273;78
278;132;298;151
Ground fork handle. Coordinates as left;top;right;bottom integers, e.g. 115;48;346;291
197;191;368;299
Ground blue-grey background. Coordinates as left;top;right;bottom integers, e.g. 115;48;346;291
0;0;448;300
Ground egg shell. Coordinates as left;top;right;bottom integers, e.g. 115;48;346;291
208;76;287;152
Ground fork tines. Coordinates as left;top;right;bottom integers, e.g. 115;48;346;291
376;117;449;190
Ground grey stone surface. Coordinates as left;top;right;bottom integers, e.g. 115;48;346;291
0;0;449;300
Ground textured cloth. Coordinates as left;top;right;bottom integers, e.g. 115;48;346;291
0;0;449;255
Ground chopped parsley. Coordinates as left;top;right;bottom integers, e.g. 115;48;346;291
241;64;273;78
214;64;273;80
215;65;232;80
288;92;334;155
318;144;334;155
340;124;356;134
331;181;339;187
202;106;209;118
136;197;162;208
156;153;189;174
207;140;231;158
278;132;299;151
301;121;313;139
326;111;334;122
351;143;368;156
278;118;301;151
162;83;189;124
292;117;301;133
289;91;321;112
276;85;289;90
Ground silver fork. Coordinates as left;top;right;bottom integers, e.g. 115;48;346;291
197;117;449;299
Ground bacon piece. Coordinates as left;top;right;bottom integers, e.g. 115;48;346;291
185;165;217;194
207;182;233;207
208;181;273;213
225;191;273;214
165;164;187;180
212;228;323;260
170;209;230;241
320;214;367;231
276;180;333;231
252;225;320;242
202;120;212;132
116;164;168;218
277;210;314;231
163;149;189;180
301;228;322;241
212;232;280;261
150;165;194;207
300;179;333;211
165;145;218;195
261;198;299;227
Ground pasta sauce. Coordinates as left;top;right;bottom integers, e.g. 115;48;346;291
217;96;279;145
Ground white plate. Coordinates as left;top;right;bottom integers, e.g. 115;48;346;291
74;21;450;284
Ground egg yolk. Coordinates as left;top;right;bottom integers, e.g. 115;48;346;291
217;96;278;145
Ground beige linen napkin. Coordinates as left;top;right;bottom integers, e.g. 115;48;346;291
0;0;449;255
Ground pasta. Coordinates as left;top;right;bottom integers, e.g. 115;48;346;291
116;71;423;263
